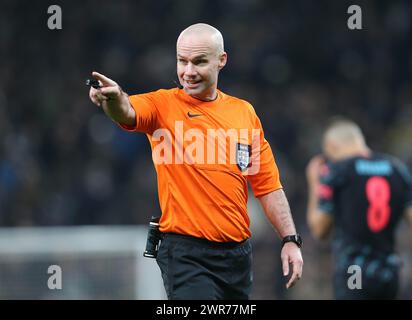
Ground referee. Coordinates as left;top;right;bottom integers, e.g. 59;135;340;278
89;23;303;299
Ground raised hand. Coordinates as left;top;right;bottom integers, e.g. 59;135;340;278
87;71;135;127
89;71;122;107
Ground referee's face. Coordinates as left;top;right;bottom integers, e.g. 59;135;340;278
177;34;226;101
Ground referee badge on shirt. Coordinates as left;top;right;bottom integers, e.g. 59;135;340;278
236;143;252;172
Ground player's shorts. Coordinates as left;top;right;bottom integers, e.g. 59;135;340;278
333;253;400;300
156;233;252;300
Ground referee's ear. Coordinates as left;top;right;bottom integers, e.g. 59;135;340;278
218;52;227;70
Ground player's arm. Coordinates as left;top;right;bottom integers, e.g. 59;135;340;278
258;189;303;289
88;71;136;127
306;155;334;240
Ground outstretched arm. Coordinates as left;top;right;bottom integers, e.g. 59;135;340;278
258;189;303;289
89;71;136;127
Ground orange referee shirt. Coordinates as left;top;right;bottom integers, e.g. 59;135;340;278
120;88;282;242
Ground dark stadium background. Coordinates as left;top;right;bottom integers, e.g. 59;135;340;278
1;0;411;299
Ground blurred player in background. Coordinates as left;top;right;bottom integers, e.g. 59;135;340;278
88;23;303;299
306;118;412;299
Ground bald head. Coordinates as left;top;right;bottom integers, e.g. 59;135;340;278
322;119;370;161
176;23;227;101
177;23;224;56
323;119;365;145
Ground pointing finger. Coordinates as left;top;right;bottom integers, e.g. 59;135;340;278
92;71;117;87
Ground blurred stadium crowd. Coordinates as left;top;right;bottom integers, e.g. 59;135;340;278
1;0;411;298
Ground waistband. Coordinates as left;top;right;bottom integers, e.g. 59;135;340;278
162;233;250;249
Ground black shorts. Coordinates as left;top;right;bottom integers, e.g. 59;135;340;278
156;233;252;300
334;254;400;300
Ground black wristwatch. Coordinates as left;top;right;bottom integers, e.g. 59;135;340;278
282;234;303;248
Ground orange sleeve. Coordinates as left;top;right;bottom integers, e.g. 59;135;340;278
118;92;159;134
247;113;283;197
